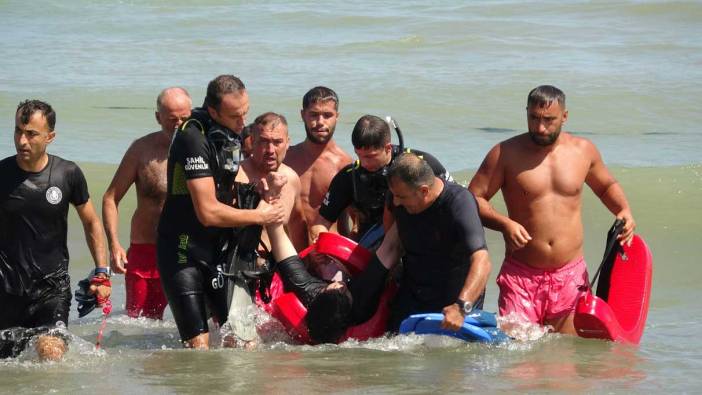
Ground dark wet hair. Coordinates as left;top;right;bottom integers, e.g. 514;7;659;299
306;288;352;344
386;152;435;189
204;75;246;111
527;85;566;109
16;100;56;131
302;86;339;111
351;115;390;149
252;112;288;138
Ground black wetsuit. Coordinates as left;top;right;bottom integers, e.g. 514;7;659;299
276;254;389;325
388;181;488;331
0;155;89;333
157;109;243;341
319;146;451;238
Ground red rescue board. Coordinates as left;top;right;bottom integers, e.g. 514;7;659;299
574;234;653;344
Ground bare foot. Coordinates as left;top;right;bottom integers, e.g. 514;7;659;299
258;172;287;202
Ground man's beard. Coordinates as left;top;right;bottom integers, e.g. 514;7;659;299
305;123;335;144
529;129;560;146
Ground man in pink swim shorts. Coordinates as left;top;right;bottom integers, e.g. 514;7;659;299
469;85;636;334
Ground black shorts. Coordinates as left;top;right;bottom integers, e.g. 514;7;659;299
157;240;229;342
0;282;71;330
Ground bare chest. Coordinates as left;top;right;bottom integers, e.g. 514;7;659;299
505;153;590;199
135;157;168;201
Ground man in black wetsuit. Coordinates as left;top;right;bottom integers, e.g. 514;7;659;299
0;100;111;360
157;75;285;349
310;114;451;245
386;153;492;332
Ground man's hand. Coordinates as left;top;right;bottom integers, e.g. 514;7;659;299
89;274;112;306
616;211;636;246
256;199;285;225
503;219;532;252
440;303;465;331
109;243;128;274
258;172;287;203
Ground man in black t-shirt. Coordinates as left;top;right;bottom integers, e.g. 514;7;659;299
311;115;451;245
156;75;285;349
0;100;111;360
385;153;492;332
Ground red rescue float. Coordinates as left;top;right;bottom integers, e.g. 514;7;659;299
574;228;653;345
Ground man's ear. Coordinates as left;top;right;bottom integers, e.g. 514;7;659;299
46;130;56;144
207;105;217;120
155;111;162;126
419;184;430;197
384;143;393;154
562;109;569;124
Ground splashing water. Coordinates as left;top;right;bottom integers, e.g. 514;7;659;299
497;312;551;342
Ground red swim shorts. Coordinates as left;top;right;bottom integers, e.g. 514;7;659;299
496;256;588;324
126;243;167;319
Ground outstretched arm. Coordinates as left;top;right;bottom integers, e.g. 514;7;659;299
585;142;636;244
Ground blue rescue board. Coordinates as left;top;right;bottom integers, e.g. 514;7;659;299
399;310;509;343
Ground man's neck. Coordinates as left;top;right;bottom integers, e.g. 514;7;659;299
302;138;332;155
16;153;49;173
424;178;445;209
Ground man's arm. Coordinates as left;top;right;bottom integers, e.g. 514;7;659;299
584;142;636;244
308;214;333;245
441;249;491;331
187;176;285;227
101;141;139;274
75;199;111;301
468;144;532;251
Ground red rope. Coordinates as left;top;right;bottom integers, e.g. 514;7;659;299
95;300;112;350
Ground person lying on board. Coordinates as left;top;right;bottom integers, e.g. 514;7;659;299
468;85;636;334
263;194;403;343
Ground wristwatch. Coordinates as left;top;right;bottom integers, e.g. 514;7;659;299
455;298;474;315
94;267;112;278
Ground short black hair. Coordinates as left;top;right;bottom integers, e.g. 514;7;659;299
204;75;246;111
351;115;390;149
302;86;339;110
386;152;435;189
16;100;56;131
306;288;352;344
527;85;566;109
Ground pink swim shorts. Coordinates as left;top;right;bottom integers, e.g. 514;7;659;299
496;256;588;324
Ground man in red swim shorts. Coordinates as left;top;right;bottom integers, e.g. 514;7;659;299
469;85;636;334
102;87;192;319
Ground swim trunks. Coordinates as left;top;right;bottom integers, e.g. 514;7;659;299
125;243;167;319
496;256;589;324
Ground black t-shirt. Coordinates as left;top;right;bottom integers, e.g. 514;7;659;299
319;146;451;236
393;181;487;305
158;109;240;270
0;155;89;297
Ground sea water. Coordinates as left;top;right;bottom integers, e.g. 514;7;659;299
0;1;700;393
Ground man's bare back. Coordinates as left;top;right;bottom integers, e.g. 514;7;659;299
284;140;351;249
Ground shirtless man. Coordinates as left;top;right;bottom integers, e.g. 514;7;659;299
468;85;635;334
102;87;192;319
225;112;301;346
283;86;352;251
